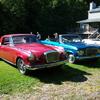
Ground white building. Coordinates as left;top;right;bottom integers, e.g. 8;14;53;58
77;2;100;33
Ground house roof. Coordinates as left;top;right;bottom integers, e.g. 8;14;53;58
77;18;100;23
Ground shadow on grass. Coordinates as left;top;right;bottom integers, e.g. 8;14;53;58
76;59;100;68
27;65;91;85
0;59;91;85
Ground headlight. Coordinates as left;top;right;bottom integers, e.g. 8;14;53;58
28;53;35;61
77;50;84;56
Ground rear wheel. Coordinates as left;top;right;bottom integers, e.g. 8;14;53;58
16;58;28;75
67;54;76;63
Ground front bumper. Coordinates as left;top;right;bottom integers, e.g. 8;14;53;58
26;60;67;70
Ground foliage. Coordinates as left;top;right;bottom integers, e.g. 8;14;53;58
0;0;100;37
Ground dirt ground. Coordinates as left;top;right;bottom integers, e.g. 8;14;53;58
0;75;100;100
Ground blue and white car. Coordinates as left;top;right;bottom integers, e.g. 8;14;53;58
41;34;100;63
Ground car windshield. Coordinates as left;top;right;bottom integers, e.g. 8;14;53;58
61;35;81;43
12;35;37;44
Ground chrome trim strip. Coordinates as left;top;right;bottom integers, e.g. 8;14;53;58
0;58;16;66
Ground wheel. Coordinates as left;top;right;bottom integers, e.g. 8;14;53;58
16;58;28;75
67;54;76;63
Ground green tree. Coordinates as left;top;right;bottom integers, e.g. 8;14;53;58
0;0;98;37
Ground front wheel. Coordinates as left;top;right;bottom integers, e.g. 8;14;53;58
67;54;76;63
16;58;28;75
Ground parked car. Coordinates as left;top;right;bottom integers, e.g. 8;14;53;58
82;38;100;45
76;32;100;45
0;34;67;74
41;34;100;63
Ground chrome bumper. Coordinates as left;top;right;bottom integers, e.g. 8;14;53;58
76;55;100;60
26;60;67;70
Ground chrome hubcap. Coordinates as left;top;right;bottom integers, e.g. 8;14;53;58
17;59;26;74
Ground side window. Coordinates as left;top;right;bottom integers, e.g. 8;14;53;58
2;37;10;45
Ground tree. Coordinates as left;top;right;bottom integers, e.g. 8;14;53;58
0;0;96;37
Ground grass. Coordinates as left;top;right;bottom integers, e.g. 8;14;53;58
0;60;40;94
0;59;100;99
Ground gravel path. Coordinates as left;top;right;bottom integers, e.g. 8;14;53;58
0;79;100;100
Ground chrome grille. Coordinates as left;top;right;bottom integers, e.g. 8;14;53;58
86;48;98;56
44;50;60;63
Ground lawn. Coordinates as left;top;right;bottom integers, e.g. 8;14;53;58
0;59;100;100
0;60;40;94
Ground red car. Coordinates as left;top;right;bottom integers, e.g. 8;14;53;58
0;34;67;74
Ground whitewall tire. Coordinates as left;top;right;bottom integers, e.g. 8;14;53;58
67;54;76;63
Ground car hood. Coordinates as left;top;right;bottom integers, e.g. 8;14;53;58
64;42;98;49
15;43;60;56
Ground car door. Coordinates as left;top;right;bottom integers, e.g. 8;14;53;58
0;37;15;62
0;37;10;59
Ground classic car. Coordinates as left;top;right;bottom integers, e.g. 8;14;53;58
41;34;100;63
82;38;100;45
0;34;67;74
